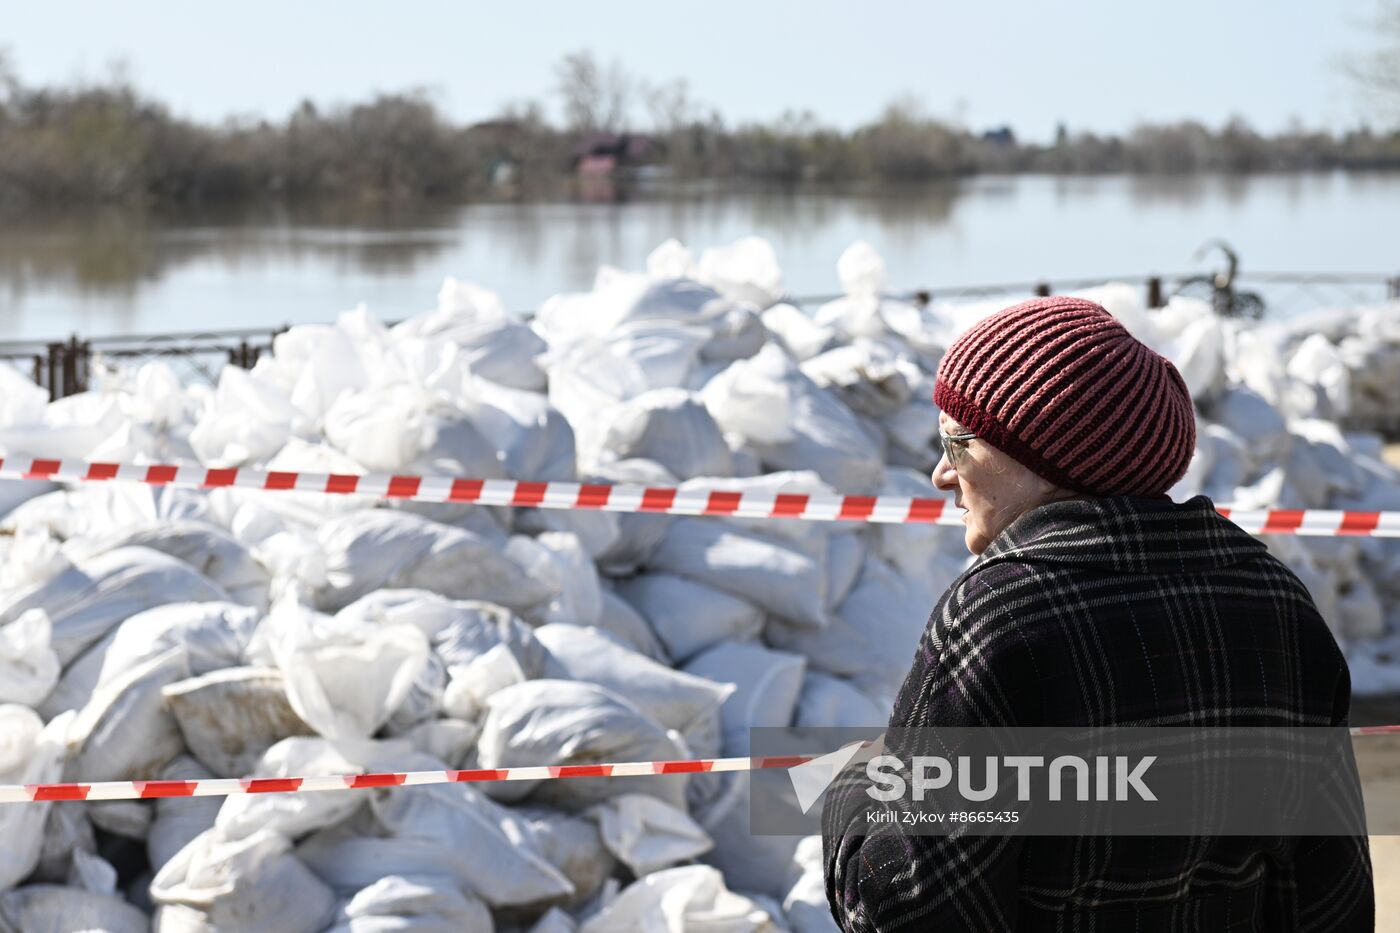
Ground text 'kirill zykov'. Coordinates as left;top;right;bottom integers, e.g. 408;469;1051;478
864;755;1158;802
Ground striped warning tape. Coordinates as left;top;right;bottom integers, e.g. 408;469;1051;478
5;726;1400;804
1;457;1399;535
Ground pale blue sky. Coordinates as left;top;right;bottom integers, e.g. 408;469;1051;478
2;1;1387;142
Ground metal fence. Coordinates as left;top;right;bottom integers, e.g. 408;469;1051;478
3;271;1397;401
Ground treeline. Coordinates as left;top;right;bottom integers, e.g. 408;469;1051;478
2;55;1400;209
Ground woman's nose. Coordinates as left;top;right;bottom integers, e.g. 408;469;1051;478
931;454;959;492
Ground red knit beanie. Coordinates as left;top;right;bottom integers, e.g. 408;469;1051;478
932;296;1196;497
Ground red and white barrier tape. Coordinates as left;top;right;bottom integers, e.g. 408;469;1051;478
5;726;1400;804
2;457;1398;536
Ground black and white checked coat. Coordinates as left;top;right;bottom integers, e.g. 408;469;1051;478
822;494;1373;932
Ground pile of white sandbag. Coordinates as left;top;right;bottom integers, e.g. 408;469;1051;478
0;236;1398;931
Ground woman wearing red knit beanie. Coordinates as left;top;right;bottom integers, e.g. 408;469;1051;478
823;296;1373;931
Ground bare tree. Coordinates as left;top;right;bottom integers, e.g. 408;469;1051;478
554;50;631;134
1346;1;1400;117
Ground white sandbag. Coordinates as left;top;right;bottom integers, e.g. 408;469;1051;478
514;507;621;561
476;680;689;810
702;307;767;362
384;651;447;734
647;518;830;630
264;600;430;742
613;573;763;664
837;241;885;297
579;865;773;933
396;276;547;390
1207;385;1290;469
761;304;836;362
1287;333;1351;419
824;531;865;610
402;718;479;769
0;364;48;427
767;556;930;701
800;343;912;419
148;758;222;875
697;237;783;308
367;776;575;909
164;667;314;777
454;376;576;481
783;836;839;933
531;907;578;933
215;737;368;842
535;624;732;758
702;343;884;492
0;546;229;666
151;828;336;933
65;849;116;897
589;459;678;573
61;520;271;609
1167;314;1228;403
425;599;550;677
0;708;70;892
188;365;297;466
586;793;712;875
505;804;616;909
41;601;259;720
595;588;669;663
0;609;59;706
507;532;602;628
1338;578;1386;640
673;470;838;544
794;672;888;728
68;645;189;784
682;641;806;758
598;388;732;480
327;874;494;933
0;884;148;933
442;643;527;721
315;509;553;613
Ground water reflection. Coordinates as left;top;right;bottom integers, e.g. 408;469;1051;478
0;172;1395;339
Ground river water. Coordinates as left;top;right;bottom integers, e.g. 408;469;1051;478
1;172;1398;341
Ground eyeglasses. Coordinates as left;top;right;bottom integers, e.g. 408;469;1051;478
937;428;977;464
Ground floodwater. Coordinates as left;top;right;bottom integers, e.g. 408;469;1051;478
1;172;1398;341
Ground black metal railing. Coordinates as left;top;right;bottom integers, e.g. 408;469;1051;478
3;271;1396;401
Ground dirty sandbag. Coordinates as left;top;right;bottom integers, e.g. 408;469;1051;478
682;641;806;758
476;680;689;811
508;531;602;628
0;708;70;893
647;518;830;631
586;793;712;876
151;828;336;933
425;599;550;677
504;803;616;909
0;609;59;706
794;672;888;729
613;573;763;664
594;588;669;663
535;624;733;759
589;459;678;574
692;771;802;902
598;388;732;481
580;864;774;933
0;884;148;933
33;803;97;885
42;601;259;721
0;546;230;666
767;556;929;701
62;520;271;609
148;758;222;875
215;737;371;842
366;771;575;909
382;650;446;735
315;509;553;613
264;599;430;742
702;343;885;492
68;645;189;785
326;874;494;933
163;667;314;777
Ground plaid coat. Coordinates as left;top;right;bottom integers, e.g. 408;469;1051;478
822;494;1373;932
